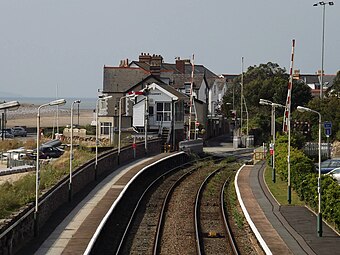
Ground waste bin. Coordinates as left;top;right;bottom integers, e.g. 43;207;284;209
233;136;241;149
246;135;254;147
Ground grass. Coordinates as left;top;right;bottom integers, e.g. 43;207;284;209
0;148;94;219
264;166;305;206
228;179;244;229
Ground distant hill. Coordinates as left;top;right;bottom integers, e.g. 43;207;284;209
0;91;22;98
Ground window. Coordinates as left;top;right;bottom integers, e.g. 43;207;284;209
184;82;191;95
149;106;154;116
175;101;184;121
100;122;112;135
156;102;171;122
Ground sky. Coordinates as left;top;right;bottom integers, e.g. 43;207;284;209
0;0;339;99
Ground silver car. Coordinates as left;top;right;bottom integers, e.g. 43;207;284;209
0;130;14;138
326;168;340;184
11;127;27;137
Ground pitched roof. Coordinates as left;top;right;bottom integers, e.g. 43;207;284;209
156;84;188;100
130;60;219;89
297;74;336;88
103;66;150;92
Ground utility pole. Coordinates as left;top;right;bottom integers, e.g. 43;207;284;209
240;57;244;137
187;54;195;140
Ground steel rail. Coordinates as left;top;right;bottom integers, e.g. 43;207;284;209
115;156;212;254
221;176;240;255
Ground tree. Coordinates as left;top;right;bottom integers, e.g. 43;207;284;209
326;70;340;96
222;62;313;144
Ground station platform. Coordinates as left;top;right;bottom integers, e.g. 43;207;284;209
236;161;339;255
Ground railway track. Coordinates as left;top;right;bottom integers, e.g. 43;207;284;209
89;152;258;254
113;157;241;254
194;166;240;254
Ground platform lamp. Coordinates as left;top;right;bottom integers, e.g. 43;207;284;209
69;100;81;201
297;106;323;237
35;99;66;236
95;95;112;177
313;1;334;99
259;99;285;183
0;101;20;140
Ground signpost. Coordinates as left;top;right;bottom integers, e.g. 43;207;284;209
324;121;332;137
324;121;332;158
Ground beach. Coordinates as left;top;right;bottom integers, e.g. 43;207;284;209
5;104;94;128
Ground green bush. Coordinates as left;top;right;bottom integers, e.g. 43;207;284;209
0;148;94;219
274;134;340;232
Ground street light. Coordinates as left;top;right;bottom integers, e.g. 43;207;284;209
35;98;66;236
259;99;285;182
0;101;20;140
297;106;323;237
118;94;137;161
69;100;81;201
313;1;334;99
95;95;112;177
0;101;20;110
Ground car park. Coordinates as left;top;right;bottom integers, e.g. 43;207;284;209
316;158;340;174
11;126;27;137
326;168;340;184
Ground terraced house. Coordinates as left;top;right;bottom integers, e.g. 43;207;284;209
97;53;230;147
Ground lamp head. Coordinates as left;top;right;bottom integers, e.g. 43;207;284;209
74;100;81;104
297;106;309;112
49;99;66;106
100;95;112;100
259;99;272;106
0;101;20;110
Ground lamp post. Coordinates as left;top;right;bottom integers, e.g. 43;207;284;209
313;1;334;99
259;99;285;183
118;93;140;161
69;100;81;201
0;101;20;140
35;99;66;236
297;106;323;237
95;95;112;176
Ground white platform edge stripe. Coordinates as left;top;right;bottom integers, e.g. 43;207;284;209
235;164;272;255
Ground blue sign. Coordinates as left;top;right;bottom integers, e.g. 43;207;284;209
324;122;332;129
324;121;332;136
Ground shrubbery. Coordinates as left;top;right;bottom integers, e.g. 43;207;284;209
0;148;94;219
273;134;340;232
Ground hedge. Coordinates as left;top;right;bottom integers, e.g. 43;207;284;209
271;135;340;232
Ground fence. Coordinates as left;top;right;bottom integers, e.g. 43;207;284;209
303;142;331;158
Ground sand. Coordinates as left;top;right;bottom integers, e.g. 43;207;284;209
5;104;94;128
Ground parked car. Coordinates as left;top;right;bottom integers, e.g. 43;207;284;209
0;130;14;139
316;158;340;174
326;168;340;184
26;146;64;160
11;126;27;137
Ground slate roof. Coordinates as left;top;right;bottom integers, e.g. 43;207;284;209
130;60;219;89
104;55;220;97
157;84;189;101
103;66;150;93
297;74;335;88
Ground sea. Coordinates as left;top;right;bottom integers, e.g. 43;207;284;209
1;97;97;110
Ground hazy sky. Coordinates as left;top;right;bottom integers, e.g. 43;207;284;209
0;0;339;98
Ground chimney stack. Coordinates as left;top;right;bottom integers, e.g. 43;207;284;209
119;58;129;67
176;57;185;74
139;52;152;64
